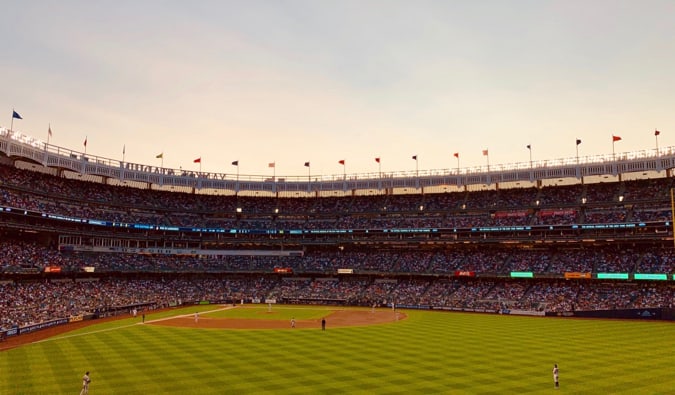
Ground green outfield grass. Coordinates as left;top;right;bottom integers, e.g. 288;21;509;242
1;306;673;394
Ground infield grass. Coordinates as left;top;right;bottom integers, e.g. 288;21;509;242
1;305;673;394
204;304;330;320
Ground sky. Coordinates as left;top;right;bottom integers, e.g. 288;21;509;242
2;0;675;179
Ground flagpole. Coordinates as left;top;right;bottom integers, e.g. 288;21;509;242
527;144;532;168
10;109;23;135
376;158;382;193
655;129;660;151
232;161;240;195
412;155;419;190
456;154;462;188
47;123;51;145
122;145;126;163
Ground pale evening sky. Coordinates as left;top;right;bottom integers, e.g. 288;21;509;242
2;1;675;179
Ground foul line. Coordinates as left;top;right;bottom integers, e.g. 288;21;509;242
32;323;140;345
31;305;237;345
148;305;235;323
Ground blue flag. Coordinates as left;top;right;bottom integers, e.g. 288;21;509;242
12;110;22;119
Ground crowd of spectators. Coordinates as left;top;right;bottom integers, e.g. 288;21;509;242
2;239;674;275
2;164;673;232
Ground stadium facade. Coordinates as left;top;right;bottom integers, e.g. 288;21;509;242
1;127;674;340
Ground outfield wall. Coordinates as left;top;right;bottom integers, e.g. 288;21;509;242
546;308;672;320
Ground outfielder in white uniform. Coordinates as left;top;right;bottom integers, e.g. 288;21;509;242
80;371;91;395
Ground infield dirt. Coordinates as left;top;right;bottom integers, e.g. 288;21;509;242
150;308;406;329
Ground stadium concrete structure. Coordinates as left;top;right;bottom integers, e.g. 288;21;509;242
1;127;674;340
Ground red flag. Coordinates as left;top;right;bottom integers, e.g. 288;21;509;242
412;155;417;160
193;157;201;163
482;149;488;156
338;159;345;165
304;161;310;167
655;129;661;136
453;152;459;158
375;157;380;163
268;162;275;168
612;135;622;142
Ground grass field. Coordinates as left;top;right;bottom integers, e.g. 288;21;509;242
1;305;673;394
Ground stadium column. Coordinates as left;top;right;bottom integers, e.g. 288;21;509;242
671;188;675;248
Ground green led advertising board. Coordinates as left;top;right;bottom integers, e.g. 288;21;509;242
633;273;668;280
596;273;629;280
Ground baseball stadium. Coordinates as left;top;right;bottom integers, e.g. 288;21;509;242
0;127;674;394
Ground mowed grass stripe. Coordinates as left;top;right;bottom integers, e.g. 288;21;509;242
1;308;673;394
